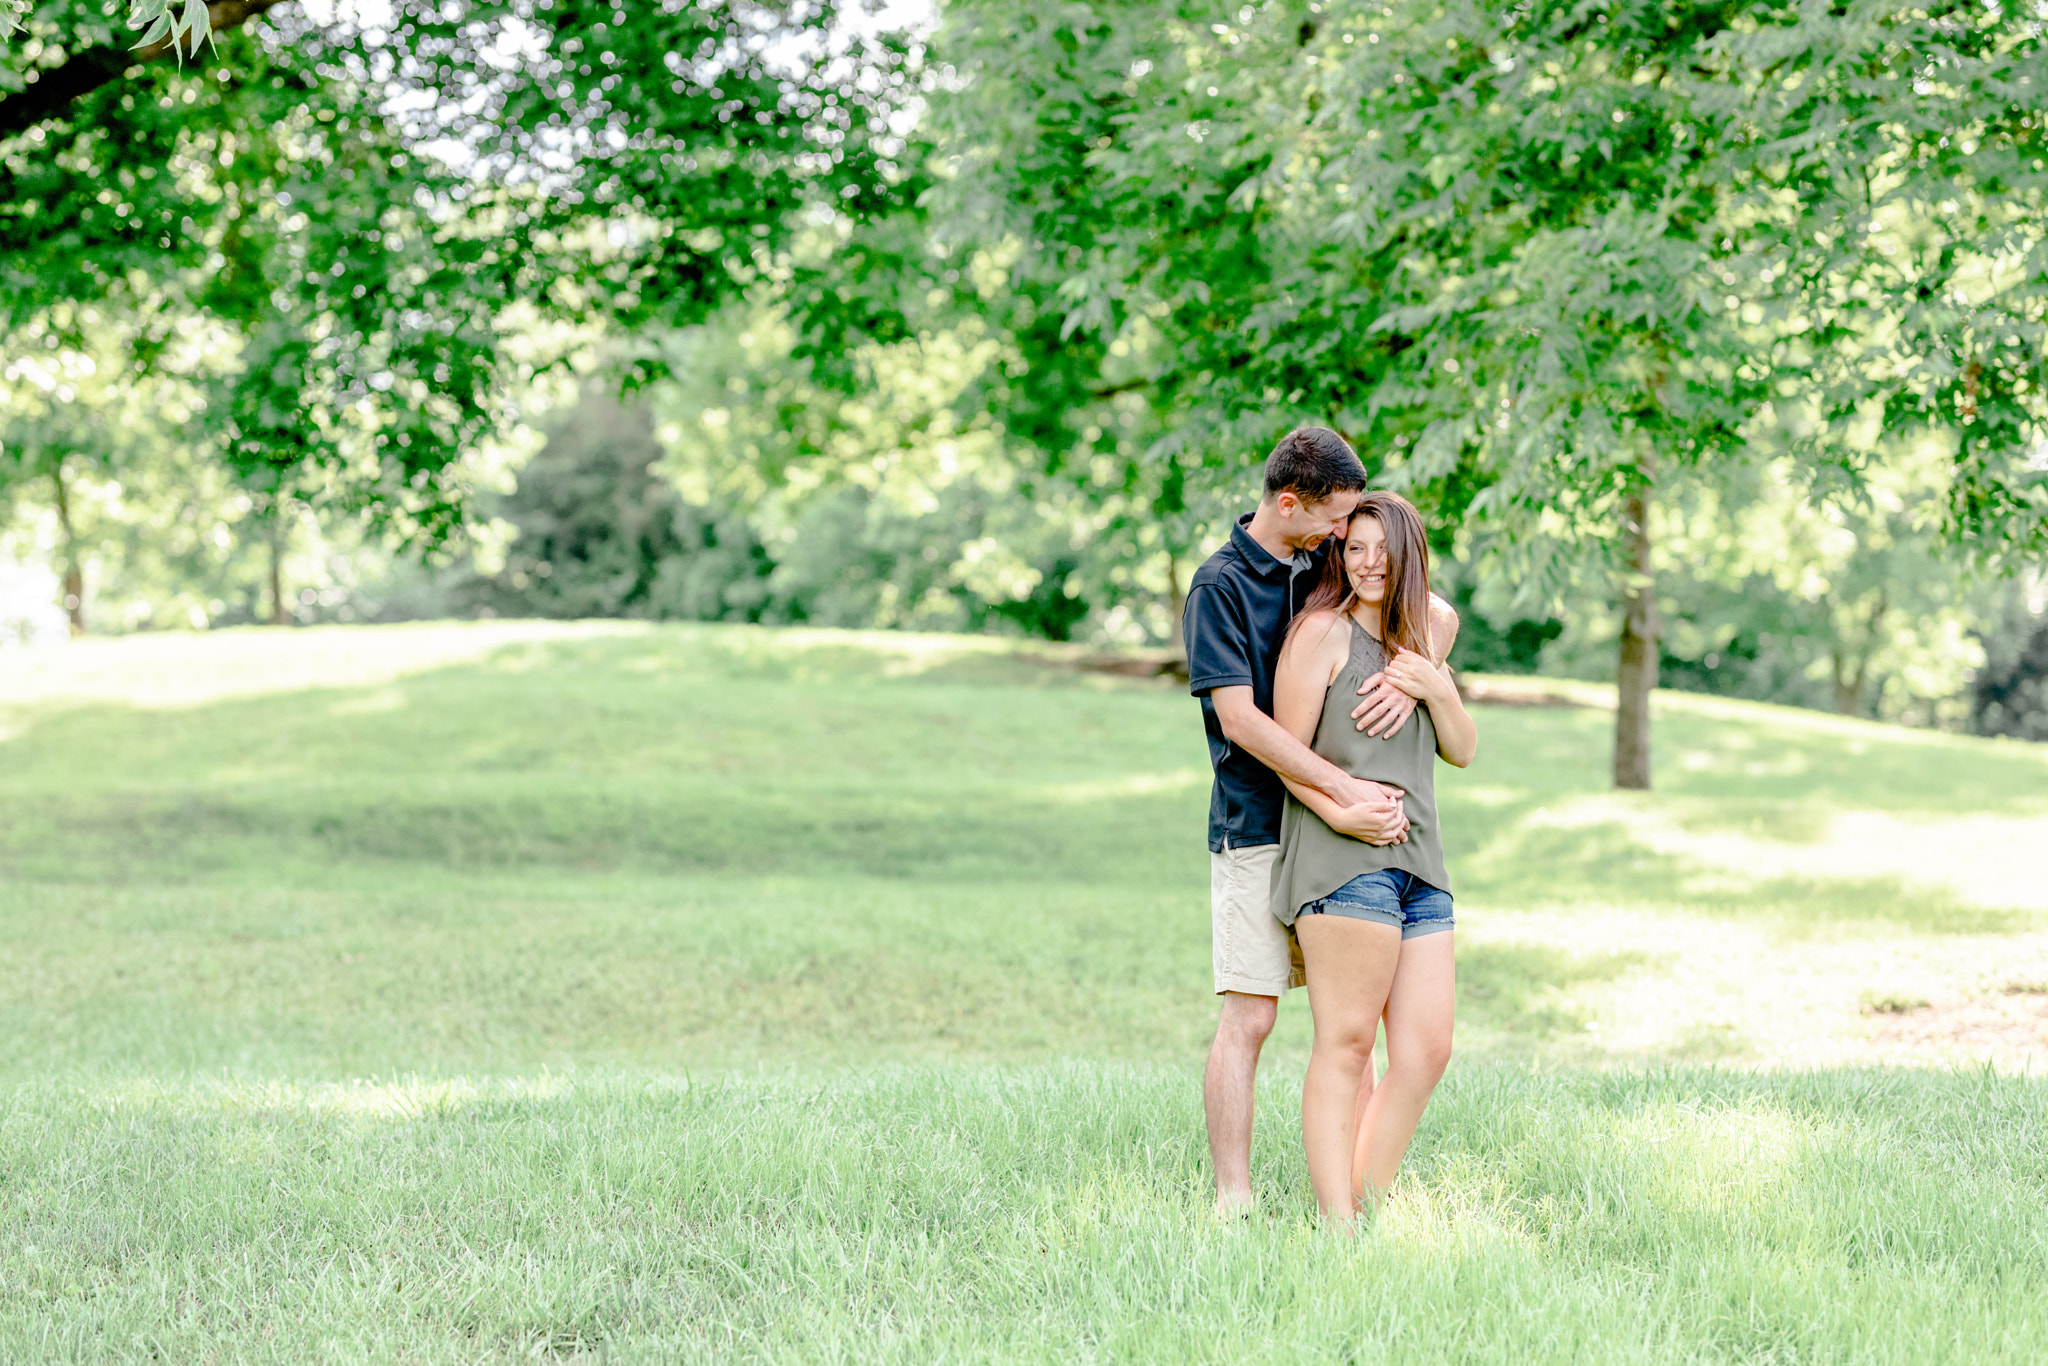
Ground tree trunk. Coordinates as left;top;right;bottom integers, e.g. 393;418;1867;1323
267;512;288;627
1166;551;1187;659
50;458;85;637
1833;665;1863;717
1614;478;1657;790
1829;640;1865;716
1829;591;1887;716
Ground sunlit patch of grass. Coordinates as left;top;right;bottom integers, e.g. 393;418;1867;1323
0;620;646;723
1460;796;2041;934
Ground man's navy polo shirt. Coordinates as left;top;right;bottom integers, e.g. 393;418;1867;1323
1184;513;1327;852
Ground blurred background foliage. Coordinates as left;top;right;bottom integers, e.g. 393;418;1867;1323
0;0;2044;741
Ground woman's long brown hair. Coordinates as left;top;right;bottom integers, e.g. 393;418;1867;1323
1288;490;1433;658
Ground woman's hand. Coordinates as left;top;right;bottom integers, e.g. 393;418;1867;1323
1382;648;1453;708
1351;672;1419;737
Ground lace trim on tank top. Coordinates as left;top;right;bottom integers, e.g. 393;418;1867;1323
1345;616;1389;681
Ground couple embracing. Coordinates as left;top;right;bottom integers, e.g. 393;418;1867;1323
1184;426;1477;1224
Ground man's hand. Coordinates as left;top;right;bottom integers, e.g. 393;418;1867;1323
1322;775;1408;845
1326;773;1404;810
1352;671;1419;738
1327;792;1410;845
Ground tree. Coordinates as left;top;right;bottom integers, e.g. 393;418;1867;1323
2;4;530;551
928;0;2047;786
0;302;179;634
2;0;920;571
1973;577;2048;739
0;318;298;635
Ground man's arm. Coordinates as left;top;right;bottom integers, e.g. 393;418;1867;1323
1211;685;1399;814
1350;592;1462;736
1427;594;1462;666
1263;614;1408;844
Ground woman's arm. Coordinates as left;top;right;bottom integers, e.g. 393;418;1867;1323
1275;614;1409;844
1382;648;1478;768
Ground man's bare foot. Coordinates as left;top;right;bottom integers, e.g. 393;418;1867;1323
1213;1192;1255;1220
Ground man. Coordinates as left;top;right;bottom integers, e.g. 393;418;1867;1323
1182;426;1457;1215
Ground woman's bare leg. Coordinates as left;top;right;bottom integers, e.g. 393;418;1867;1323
1295;915;1401;1223
1354;931;1455;1203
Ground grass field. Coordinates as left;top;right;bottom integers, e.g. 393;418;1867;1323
3;621;2047;1362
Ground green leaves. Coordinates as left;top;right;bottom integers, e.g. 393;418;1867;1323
929;0;2047;565
2;0;921;547
125;0;210;58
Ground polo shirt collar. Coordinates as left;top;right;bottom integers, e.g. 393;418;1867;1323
1231;512;1298;579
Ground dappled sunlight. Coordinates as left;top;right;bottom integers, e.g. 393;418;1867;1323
580;622;1156;694
1455;940;1652;1046
1652;689;2014;751
1408;1096;1830;1253
727;625;1021;677
1520;796;2048;913
1458;906;2048;1072
0;621;644;718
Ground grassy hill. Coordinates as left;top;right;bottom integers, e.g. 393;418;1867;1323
2;622;2045;1361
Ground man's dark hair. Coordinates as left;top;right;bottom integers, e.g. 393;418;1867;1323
1263;426;1367;504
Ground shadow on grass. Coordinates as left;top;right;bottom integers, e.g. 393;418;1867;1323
1456;942;1651;1042
0;783;1208;888
0;630;1208;889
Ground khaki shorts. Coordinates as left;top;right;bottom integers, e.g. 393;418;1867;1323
1211;841;1306;996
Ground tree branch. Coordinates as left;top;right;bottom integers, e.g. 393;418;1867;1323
0;0;288;141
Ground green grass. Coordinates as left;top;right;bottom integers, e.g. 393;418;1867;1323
7;1067;2046;1363
2;621;2046;1361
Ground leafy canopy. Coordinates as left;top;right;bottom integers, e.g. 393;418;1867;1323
930;0;2048;577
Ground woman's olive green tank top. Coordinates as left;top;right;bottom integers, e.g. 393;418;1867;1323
1269;617;1452;926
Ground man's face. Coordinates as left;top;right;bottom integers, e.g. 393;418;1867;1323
1274;489;1363;553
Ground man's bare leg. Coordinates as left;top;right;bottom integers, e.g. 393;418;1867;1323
1205;990;1277;1214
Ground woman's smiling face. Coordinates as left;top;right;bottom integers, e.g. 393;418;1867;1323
1343;514;1389;604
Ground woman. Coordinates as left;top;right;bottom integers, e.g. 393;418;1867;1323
1268;490;1477;1222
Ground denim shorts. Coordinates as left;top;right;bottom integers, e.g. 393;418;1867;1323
1296;869;1454;940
